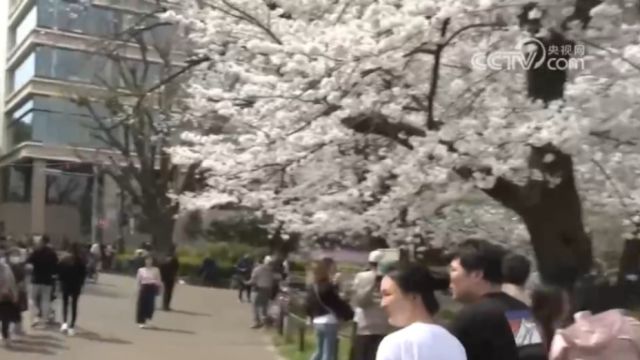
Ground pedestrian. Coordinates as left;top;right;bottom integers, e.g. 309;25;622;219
235;254;253;302
375;263;466;360
106;243;115;270
89;241;102;281
530;285;571;352
502;252;533;306
531;285;640;360
159;245;179;311
247;256;275;328
58;243;87;336
6;247;27;336
351;250;394;360
27;234;59;327
136;255;162;328
305;257;354;360
0;253;17;346
447;239;526;360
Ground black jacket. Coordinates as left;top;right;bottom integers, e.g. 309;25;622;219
27;246;59;285
159;255;180;281
305;283;354;321
58;255;87;293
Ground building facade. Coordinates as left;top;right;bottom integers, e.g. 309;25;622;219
0;0;183;245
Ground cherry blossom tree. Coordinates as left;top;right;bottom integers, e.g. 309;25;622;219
167;0;640;287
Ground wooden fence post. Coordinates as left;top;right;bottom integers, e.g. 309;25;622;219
298;321;306;352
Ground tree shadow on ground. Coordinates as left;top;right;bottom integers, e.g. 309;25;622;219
165;309;211;317
74;329;133;345
144;326;195;335
7;334;67;355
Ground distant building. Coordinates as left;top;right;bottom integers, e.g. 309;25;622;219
0;0;184;244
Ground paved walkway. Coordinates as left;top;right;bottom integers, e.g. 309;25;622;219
0;274;277;360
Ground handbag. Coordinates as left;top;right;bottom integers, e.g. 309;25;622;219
313;285;354;322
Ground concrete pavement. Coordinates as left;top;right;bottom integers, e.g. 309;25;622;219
0;274;277;360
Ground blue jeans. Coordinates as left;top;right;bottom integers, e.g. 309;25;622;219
311;323;338;360
253;287;270;325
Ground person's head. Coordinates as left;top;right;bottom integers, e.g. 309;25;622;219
531;285;571;351
449;239;507;303
311;257;336;285
263;255;273;265
368;250;384;270
380;263;440;328
144;256;154;267
40;234;50;247
502;253;531;287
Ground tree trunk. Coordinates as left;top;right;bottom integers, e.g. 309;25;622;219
150;213;175;253
517;182;593;288
483;149;593;288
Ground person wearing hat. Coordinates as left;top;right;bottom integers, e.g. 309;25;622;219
247;255;275;328
350;250;395;360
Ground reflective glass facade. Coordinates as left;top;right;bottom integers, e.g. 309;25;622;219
11;0;178;49
6;0;177;151
7;96;109;148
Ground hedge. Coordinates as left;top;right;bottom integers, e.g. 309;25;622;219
111;242;271;288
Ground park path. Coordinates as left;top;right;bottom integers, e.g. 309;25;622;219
0;274;278;360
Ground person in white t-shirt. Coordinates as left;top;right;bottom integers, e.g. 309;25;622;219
376;263;467;360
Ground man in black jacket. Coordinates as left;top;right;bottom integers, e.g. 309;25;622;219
159;245;180;311
448;239;520;360
27;235;59;327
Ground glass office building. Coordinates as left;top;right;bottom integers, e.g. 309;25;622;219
0;0;180;243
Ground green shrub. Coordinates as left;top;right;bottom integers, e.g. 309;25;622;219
178;256;202;277
207;242;268;267
289;261;306;273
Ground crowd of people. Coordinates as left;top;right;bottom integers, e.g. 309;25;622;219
301;239;640;360
0;235;181;346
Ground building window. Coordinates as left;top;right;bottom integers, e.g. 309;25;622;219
35;47;112;85
1;165;32;203
6;96;107;148
37;0;120;37
12;5;37;49
11;52;36;93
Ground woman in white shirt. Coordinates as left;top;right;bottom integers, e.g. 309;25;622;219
376;263;467;360
136;256;162;328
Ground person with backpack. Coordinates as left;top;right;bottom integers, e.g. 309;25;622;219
351;250;394;360
58;243;87;336
305;257;354;360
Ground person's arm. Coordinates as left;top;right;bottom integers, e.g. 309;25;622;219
154;268;164;289
323;285;354;321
